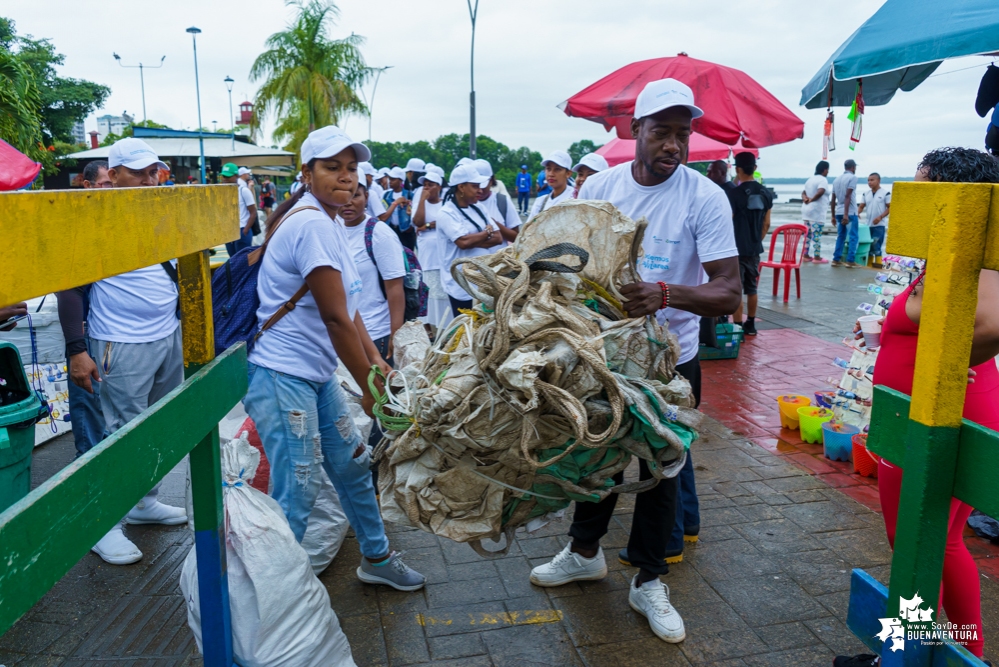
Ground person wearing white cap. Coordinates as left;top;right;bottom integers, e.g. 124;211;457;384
359;162;388;221
527;150;575;222
243;125;426;592
79;138;187;565
404;157;426;191
411;170;451;328
436;163;500;316
572;152;610;196
473;158;521;244
382;166;415;250
530;78;741;645
289;171;304;195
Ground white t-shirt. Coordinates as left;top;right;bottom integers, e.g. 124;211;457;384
833;171;859;216
415;198;444;271
88;263;179;343
478;190;522;250
366;192;387;220
368;181;385;202
238;180;255;227
801;174;830;223
248;193;362;383
527;186;574;222
343;219;406;340
862;187;891;227
436;200;494;301
578;163;738;365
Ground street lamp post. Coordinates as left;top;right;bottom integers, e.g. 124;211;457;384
186;27;206;184
366;66;392;142
466;0;479;159
112;53;165;123
224;76;235;151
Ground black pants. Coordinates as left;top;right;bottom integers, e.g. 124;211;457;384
568;357;701;577
449;295;472;318
395;225;417;250
517;191;530;213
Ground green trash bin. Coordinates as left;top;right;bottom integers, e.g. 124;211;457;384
0;341;45;513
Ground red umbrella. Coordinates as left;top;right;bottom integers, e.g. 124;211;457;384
560;53;804;148
0;139;42;191
596;136;759;167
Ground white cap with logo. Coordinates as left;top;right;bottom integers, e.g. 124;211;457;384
388;166;406;180
238;167;252;176
404;157;426;172
107;138;168;171
420;170;444;185
449;163;490;188
572;153;610;173
456;157;474;167
541;150;573;170
301;125;372;164
633;78;704;120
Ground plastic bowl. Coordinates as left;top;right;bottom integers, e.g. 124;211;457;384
798;407;834;444
822;422;860;462
777;395;811;430
852;433;878;477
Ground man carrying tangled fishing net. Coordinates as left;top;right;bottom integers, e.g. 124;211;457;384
527;78;741;643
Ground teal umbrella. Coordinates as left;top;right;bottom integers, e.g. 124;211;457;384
801;0;999;109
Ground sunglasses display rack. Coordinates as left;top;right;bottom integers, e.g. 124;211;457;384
826;255;925;431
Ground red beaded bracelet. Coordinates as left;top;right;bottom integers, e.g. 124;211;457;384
657;281;670;310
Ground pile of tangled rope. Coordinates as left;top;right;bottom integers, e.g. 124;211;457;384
371;200;701;555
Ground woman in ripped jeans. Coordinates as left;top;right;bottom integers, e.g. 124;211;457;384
243;125;425;592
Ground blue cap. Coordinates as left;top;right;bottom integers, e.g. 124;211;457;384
521;164;528;169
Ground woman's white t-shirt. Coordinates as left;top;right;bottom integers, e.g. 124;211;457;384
343;219;406;341
527;185;574;222
436;200;492;301
415;199;444;270
801;174;830;223
578;163;737;365
248;193;363;383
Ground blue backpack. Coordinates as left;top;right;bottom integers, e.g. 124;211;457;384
212;206;318;356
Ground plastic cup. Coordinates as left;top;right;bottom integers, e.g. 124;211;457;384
859;315;882;349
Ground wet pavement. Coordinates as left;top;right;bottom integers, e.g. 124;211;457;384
3;254;998;666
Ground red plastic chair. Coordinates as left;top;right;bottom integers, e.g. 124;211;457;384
760;223;808;303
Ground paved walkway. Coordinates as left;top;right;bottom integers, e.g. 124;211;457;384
3;258;997;666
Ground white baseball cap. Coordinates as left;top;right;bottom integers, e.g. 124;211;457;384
300;125;372;164
295;173;302;181
420;171;444;185
425;163;445;177
541;150;573;170
237;167;252;176
376;167;389;178
456;157;474;167
359;161;376;176
472;158;493;179
107;138;167;170
572;153;609;173
449;163;490;188
633;78;704;120
388;166;406;180
404;157;426;172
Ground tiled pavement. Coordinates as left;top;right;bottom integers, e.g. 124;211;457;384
3;257;997;666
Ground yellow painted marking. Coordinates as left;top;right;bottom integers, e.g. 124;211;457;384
178;250;215;367
887;182;999;271
415;610;563;627
0;185;239;305
889;182;994;428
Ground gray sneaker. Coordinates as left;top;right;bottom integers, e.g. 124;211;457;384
356;551;426;591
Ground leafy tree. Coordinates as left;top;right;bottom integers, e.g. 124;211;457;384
15;33;110;144
251;0;369;157
0;22;44;161
568;139;603;166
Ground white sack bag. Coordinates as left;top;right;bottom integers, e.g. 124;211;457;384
301;468;350;575
180;433;356;667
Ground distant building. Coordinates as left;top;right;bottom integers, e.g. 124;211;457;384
71;120;86;146
96;112;134;143
238;101;254;126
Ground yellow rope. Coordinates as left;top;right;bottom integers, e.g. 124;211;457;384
581;278;624;315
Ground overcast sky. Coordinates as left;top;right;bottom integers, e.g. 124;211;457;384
11;0;994;177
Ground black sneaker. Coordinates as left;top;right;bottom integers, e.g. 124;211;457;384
743;319;758;336
833;655;879;667
618;547;683;566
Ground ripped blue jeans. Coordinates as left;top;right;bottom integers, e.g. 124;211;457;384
244;363;389;557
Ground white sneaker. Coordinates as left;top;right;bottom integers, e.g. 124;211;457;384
529;544;607;587
92;524;143;565
629;575;686;643
125;498;187;526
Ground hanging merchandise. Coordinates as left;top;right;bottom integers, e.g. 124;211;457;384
181;433;356;667
373;201;700;554
823;110;836;159
847;81;864;150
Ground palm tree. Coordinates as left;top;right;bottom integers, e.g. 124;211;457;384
0;49;44;160
250;0;369;156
